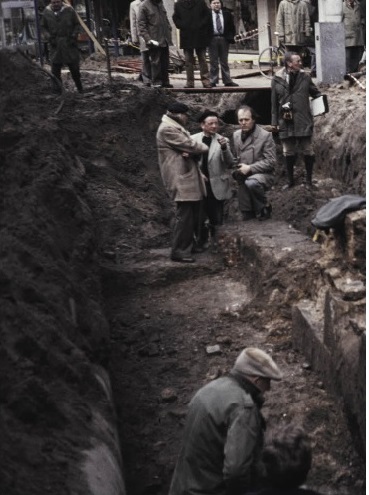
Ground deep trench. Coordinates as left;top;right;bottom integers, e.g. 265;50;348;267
102;230;364;495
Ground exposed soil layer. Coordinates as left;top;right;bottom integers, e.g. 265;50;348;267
0;50;365;495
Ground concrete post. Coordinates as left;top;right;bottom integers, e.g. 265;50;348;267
257;0;275;52
315;0;346;83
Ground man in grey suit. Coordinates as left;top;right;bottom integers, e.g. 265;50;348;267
191;110;234;250
232;106;276;221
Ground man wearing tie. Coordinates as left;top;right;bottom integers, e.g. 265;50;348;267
208;0;239;87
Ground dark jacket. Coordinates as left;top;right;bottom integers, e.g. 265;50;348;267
138;0;173;47
168;374;265;495
42;3;80;65
211;8;236;43
271;68;321;139
173;0;212;49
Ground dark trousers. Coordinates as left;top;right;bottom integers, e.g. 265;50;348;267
172;201;201;258
198;183;224;243
51;62;82;92
141;50;152;84
238;178;266;215
148;45;170;85
208;36;232;85
345;46;364;73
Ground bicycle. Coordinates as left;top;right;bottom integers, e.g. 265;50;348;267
234;23;285;79
257;23;286;79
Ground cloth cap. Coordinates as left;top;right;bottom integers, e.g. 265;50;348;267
167;101;189;114
197;109;219;123
232;347;283;381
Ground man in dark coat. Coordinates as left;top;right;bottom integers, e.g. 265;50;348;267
271;52;321;189
138;0;173;88
42;0;82;93
208;0;239;87
168;348;283;495
173;0;213;88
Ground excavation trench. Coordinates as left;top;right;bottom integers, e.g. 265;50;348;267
102;220;364;495
1;50;365;495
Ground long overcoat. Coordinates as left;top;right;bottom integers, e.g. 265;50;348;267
138;0;173;47
42;3;80;65
191;132;233;200
271;68;321;140
343;0;365;47
276;0;311;45
156;115;208;202
172;0;213;49
168;375;264;495
233;125;276;189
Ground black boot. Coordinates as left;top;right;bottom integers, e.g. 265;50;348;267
283;155;296;189
304;155;315;187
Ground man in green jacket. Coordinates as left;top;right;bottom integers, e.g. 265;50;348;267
168;347;282;495
42;0;83;93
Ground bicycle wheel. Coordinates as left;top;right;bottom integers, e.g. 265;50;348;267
258;46;284;79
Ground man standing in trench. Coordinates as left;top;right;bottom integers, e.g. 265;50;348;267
156;101;209;263
191;110;234;251
169;347;283;495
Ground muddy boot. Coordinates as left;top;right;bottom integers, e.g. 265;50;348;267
304;155;315;188
282;155;296;190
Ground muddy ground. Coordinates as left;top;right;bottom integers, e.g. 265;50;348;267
0;50;365;495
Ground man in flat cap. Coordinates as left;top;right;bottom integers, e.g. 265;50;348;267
157;101;209;262
169;347;282;495
191;110;234;252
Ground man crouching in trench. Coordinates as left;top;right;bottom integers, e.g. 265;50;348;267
168;347;283;495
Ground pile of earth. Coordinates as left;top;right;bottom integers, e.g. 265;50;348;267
0;49;365;495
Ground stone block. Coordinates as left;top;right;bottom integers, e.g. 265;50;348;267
344;210;366;272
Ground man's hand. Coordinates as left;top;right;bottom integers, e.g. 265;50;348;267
238;163;252;176
271;125;279;133
148;39;159;47
201;173;208;182
217;136;228;150
182;151;190;158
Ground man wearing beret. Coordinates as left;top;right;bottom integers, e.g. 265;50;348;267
169;347;282;495
156;101;209;262
191;110;234;252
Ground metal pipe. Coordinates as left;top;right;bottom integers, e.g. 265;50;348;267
105;38;112;84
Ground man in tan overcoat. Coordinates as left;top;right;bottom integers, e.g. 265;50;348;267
156;102;209;262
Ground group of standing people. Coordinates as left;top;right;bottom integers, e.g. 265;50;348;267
157;43;322;263
156;100;278;263
129;0;239;88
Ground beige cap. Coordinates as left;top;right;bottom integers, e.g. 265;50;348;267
232;347;283;381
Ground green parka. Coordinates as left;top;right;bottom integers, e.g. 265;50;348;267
42;3;80;65
168;374;265;495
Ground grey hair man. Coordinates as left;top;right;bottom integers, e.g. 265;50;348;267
169;348;282;495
